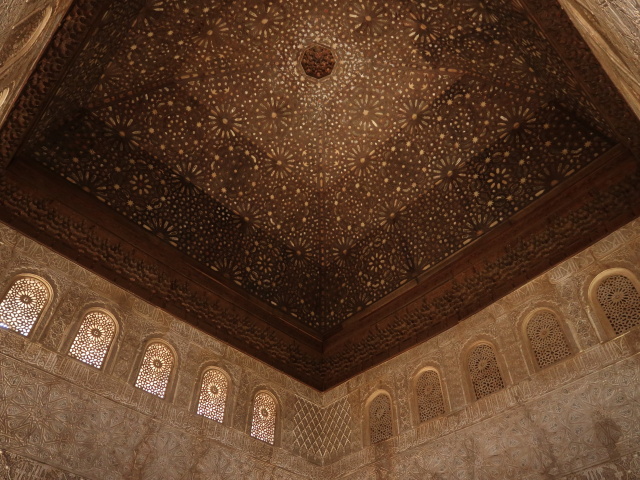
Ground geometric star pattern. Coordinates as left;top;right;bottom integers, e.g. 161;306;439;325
26;0;614;332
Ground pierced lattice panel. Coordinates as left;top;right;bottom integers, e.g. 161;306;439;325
416;370;445;422
250;392;277;444
134;342;174;398
69;311;117;368
468;344;504;400
369;394;392;444
196;369;228;423
597;275;640;335
526;311;571;369
0;277;49;336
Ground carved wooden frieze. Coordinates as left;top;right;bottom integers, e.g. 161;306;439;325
0;0;639;389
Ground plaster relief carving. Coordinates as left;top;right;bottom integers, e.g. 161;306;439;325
559;0;640;119
0;6;53;75
0;158;639;478
0;87;9;111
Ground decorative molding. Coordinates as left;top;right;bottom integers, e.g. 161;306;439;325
0;0;639;389
320;146;640;387
0;208;639;477
0;141;639;388
0;166;324;387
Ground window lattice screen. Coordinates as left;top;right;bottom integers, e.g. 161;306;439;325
368;393;393;444
526;311;571;369
135;342;174;398
597;275;640;335
197;368;229;423
69;311;117;368
0;277;49;336
416;370;446;422
468;344;504;400
250;392;277;444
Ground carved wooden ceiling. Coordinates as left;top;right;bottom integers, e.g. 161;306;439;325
1;0;639;389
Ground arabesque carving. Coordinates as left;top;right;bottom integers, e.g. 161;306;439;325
0;217;638;477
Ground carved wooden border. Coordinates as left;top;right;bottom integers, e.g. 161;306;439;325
0;0;639;389
320;147;640;387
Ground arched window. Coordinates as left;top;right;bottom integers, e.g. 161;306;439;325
368;392;393;444
415;369;446;422
135;342;175;398
0;276;50;336
468;343;504;400
68;310;117;369
595;274;640;336
526;310;572;369
250;391;277;444
196;368;229;423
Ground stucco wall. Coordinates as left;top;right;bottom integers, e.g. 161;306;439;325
0;219;639;479
0;221;321;479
